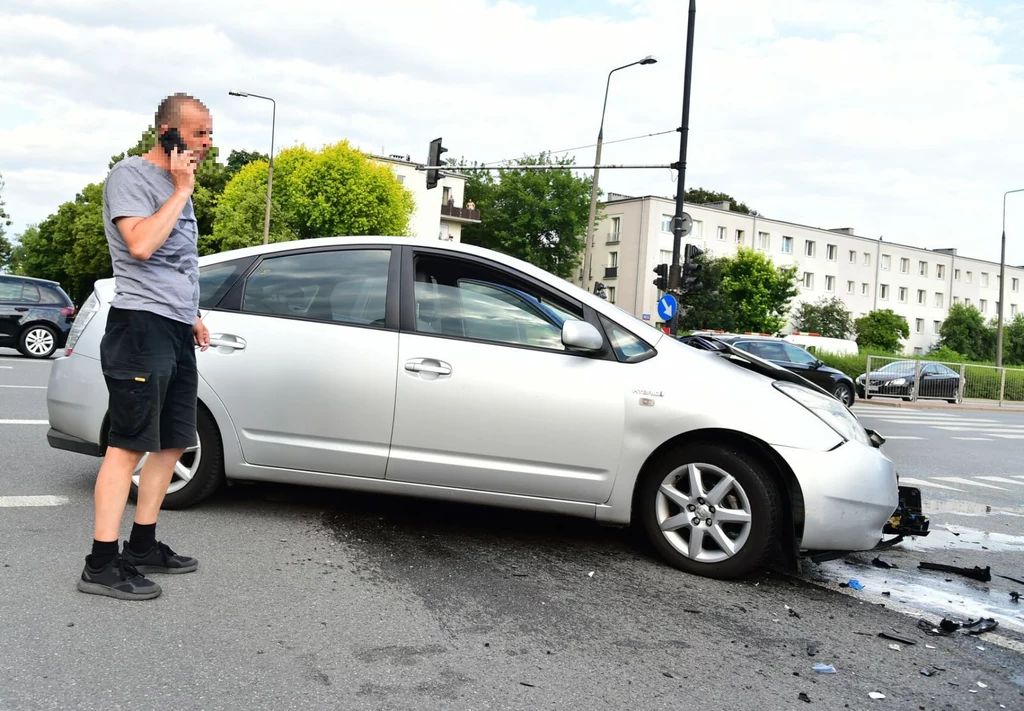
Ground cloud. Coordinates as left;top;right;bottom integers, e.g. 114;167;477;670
1;0;1023;267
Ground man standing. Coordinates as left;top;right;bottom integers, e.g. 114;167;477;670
77;93;212;600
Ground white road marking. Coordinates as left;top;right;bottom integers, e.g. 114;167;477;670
976;476;1024;487
0;419;49;425
0;495;69;507
990;434;1024;439
882;435;925;440
0;366;11;369
896;477;963;491
952;437;993;441
0;385;47;389
933;477;1009;491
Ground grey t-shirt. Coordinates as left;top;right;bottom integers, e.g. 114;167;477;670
102;156;200;325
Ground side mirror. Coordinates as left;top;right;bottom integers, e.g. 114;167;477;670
561;319;604;351
812;359;824;369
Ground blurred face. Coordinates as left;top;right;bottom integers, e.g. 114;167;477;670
161;102;213;162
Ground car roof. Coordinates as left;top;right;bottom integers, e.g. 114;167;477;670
0;274;61;286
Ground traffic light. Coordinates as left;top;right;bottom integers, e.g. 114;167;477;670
652;263;669;291
681;245;705;293
593;281;607;299
684;244;704;262
426;137;447;189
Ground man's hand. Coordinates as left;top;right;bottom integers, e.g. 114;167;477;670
169;148;197;196
193;317;210;351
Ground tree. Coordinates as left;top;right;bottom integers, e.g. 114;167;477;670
457;153;594;279
0;171;12;272
679;247;799;333
226;150;269;178
1002;313;1024;366
791;296;854;339
938;303;995;362
208;140;415;254
685;187;757;216
854;309;910;352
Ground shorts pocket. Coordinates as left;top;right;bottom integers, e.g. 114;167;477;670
104;368;154;439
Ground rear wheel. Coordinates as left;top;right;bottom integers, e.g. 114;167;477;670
129;405;225;509
832;382;854;407
18;324;57;359
638;443;782;580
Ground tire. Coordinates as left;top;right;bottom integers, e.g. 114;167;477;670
832;382;854;407
637;443;782;580
129;405;225;510
18;324;58;359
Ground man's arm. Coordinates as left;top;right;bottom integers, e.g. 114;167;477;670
114;149;197;261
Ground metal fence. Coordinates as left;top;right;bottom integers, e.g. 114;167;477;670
864;355;1024;405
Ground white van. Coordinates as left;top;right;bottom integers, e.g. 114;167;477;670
783;332;858;357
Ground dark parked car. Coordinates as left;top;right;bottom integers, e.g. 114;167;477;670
855;360;961;404
0;275;76;359
679;333;856;406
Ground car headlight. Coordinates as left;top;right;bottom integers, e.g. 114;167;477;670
773;381;870;445
888;378;907;386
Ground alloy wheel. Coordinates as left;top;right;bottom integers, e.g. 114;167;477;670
24;328;55;357
132;438;202;495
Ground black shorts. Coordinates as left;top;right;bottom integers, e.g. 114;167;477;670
99;306;198;453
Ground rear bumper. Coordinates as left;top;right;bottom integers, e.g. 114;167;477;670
45;352;108;454
773;440;899;552
47;427;104;457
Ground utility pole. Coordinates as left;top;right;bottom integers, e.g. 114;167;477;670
996;188;1024;368
668;0;697;337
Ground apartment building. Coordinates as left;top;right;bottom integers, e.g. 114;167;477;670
370;154;481;241
579;194;1024;354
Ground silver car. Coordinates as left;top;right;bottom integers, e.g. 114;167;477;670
45;236;913;579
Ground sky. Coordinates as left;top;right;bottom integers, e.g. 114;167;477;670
2;0;1023;265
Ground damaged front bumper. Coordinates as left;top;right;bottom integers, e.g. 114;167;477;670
884;484;930;538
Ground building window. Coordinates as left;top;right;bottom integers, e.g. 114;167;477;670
660;215;673;232
717;226;727;241
879;284;890;300
691;220;704;240
934;292;943;308
933;320;942;334
660;249;672;264
915;318;924;333
782;236;793;254
825;275;836;292
1013;278;1020;292
965;297;972;307
898;287;908;303
609;251;618;268
862;283;870;296
609;216;621;242
982;273;989;287
917;289;926;305
847;280;855;294
735;229;744;244
966;271;973;283
849;250;857;263
758;232;770;250
899;258;909;273
936;264;945;279
918;261;928;277
980;299;987;313
953;296;960;305
1013;304;1019;316
606;286;616;304
803;272;814;289
880;254;891;271
954;269;961;281
863;252;871;266
826;244;838;261
804;240;815;257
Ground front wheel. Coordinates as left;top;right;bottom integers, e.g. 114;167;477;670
19;324;58;358
129;405;225;509
833;382;854;407
638;443;782;580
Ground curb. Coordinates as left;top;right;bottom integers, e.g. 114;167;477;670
854;397;1024;414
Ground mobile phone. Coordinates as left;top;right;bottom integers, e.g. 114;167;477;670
159;127;187;156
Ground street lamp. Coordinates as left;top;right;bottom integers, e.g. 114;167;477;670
581;56;658;292
228;90;276;245
996;188;1024;367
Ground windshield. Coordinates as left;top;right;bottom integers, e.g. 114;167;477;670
876;361;916;373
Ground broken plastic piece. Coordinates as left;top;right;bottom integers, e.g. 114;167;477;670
997;573;1024;586
878;632;917;645
977;681;988;688
872;557;897;569
813;664;836;674
869;692;886;700
798;692;811;703
918;561;992;582
1011;591;1020;603
888;643;901;651
807;644;819;657
920;669;936;677
848;579;864;591
917;618;960;636
963;618;998;635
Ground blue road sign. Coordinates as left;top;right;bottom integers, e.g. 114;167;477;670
657;294;677;321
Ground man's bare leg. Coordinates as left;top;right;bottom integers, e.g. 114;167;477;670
93;446;145;542
134;447;186;525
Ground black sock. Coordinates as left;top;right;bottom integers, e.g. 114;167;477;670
129;522;156;554
89;539;119;568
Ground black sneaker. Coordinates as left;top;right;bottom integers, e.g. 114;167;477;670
121;540;198;574
77;554;162;600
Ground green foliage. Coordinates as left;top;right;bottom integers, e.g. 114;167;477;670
853;309;910;351
457;153;594;279
791;296;854;339
685;187;756;215
207;141;415;254
938;303;994;361
227;150;269;177
0;172;12;272
926;345;967;363
816;348;897;379
1003;313;1024;367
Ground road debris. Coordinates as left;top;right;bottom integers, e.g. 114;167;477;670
1010;591;1020;603
839;579;865;590
917;618;960;636
977;682;988;689
798;692;811;703
918;562;992;583
888;643;901;651
920;669;937;677
997;573;1024;586
872;557;898;569
807;643;819;657
963;618;998;635
812;664;836;674
588;571;594;578
869;692;886;700
878;632;917;646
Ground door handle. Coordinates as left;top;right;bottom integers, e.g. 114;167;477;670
14;307;29;312
405;358;451;376
206;334;247;351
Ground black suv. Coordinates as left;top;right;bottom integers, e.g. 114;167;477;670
0;275;76;359
680;333;856;406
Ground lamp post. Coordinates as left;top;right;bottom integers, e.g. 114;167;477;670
996;188;1024;367
229;90;276;245
581;55;657;292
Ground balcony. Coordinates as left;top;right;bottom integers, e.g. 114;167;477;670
604;266;618;279
606;231;621;245
441;204;482;224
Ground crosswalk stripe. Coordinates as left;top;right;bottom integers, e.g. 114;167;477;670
933;477;1009;490
976;477;1024;487
897;477;963;491
0;419;49;425
953;437;993;441
883;435;925;440
0;496;69;507
990;434;1024;439
933;427;1024;432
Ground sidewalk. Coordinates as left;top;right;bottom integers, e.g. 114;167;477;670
853;396;1024;413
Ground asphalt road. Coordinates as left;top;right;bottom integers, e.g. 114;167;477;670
1;349;1022;710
